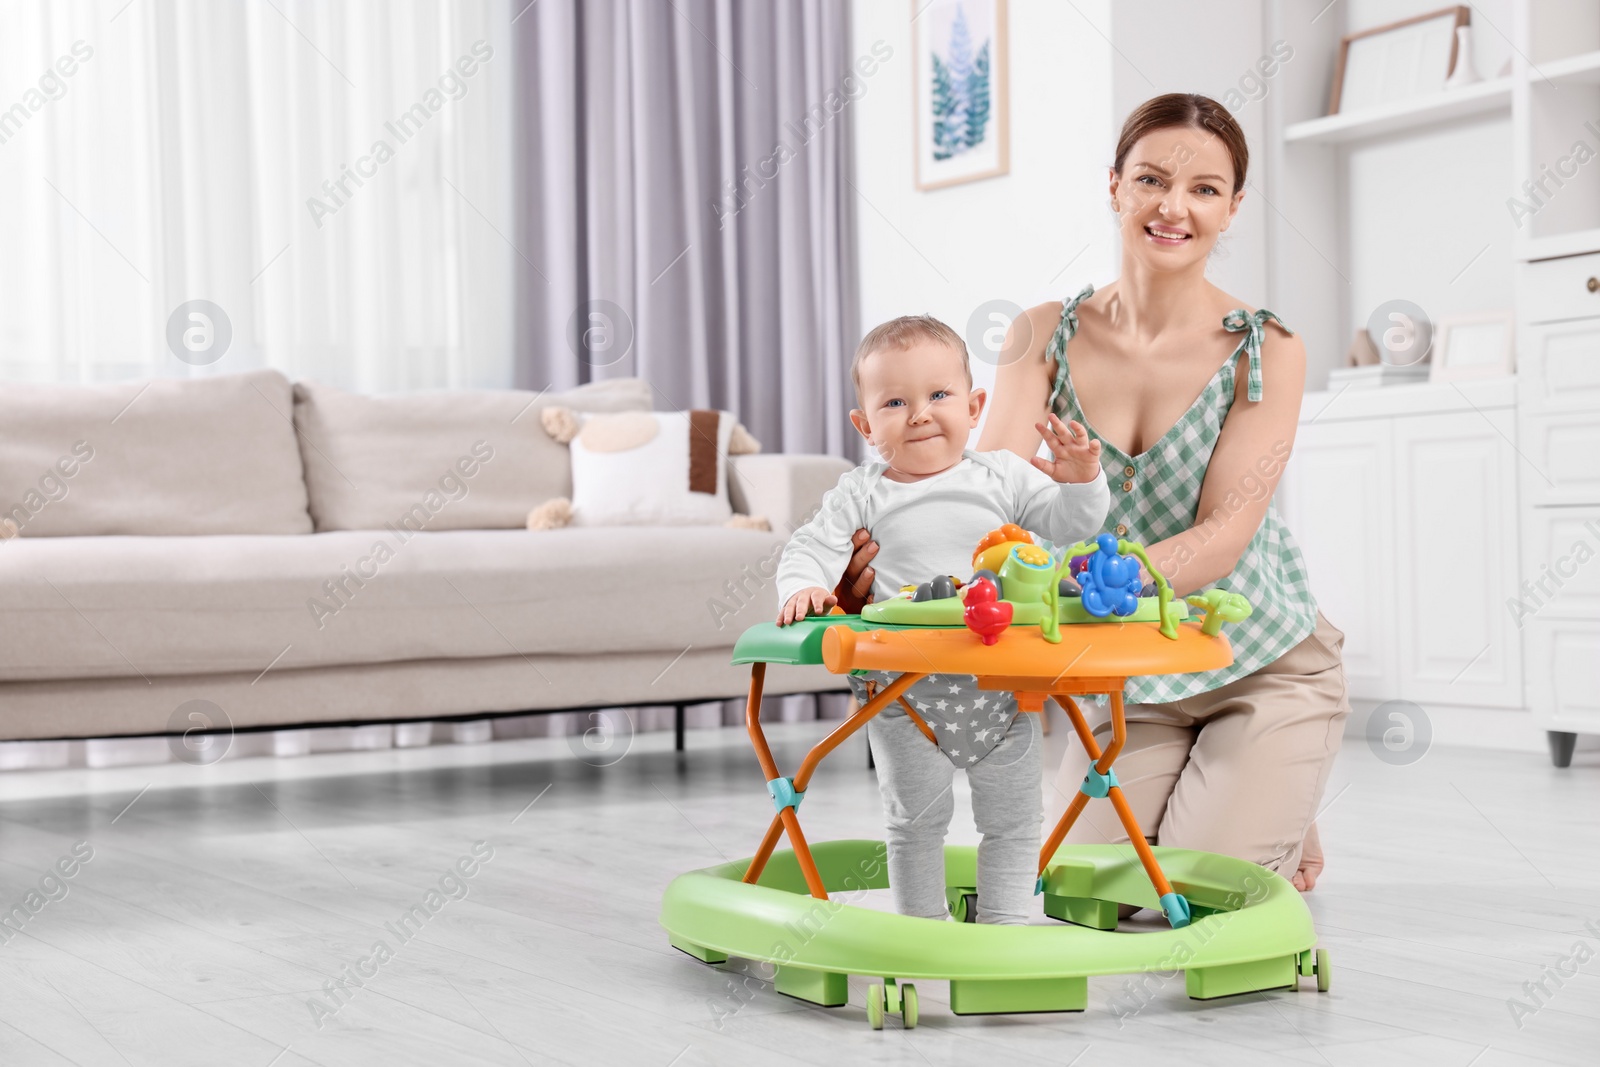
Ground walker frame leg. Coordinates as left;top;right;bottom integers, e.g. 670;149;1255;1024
1039;689;1188;926
741;661;924;899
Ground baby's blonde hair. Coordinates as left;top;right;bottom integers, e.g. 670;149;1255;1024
851;315;972;403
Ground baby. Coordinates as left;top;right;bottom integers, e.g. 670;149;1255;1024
774;314;1110;924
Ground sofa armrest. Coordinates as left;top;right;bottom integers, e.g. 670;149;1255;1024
728;453;852;534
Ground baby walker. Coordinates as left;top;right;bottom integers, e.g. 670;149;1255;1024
659;527;1331;1027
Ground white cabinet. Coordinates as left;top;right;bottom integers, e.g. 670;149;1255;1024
1523;508;1600;743
1518;507;1600;741
1525;619;1600;736
1519;506;1600;623
1281;419;1394;699
1392;411;1523;710
1283;386;1523;711
1518;252;1600;327
1518;320;1600;416
1517;411;1600;507
1518;254;1600;765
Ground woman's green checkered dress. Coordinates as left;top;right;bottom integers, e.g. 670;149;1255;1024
1047;283;1319;704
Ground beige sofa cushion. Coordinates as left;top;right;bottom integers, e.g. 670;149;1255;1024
0;369;311;536
294;378;653;532
0;526;787;682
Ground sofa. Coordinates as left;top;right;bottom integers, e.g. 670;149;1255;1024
0;370;851;742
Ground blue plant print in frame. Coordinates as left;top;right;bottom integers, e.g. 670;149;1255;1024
916;0;1007;189
930;3;992;160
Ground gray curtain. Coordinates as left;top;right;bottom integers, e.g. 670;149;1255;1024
512;0;860;458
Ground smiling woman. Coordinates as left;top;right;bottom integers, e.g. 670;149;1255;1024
1114;96;1249;259
1007;94;1347;900
838;93;1351;903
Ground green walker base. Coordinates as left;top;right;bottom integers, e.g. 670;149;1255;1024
661;840;1330;1024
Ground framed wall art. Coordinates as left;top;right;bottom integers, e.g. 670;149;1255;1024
1329;6;1468;114
913;0;1009;190
1429;309;1514;382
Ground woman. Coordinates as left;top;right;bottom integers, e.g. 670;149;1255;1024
835;93;1350;896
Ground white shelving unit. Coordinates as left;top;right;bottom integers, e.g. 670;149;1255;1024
1282;76;1512;146
1536;46;1600;83
1515;4;1600;259
1264;1;1600;761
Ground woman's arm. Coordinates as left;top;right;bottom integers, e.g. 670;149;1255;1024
975;302;1063;460
1143;327;1308;597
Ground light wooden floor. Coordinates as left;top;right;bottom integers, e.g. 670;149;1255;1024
0;706;1595;1066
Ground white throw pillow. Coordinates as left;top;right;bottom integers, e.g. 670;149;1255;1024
568;410;735;526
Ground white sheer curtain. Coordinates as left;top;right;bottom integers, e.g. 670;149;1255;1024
0;0;514;389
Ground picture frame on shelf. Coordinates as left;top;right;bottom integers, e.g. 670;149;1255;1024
1429;310;1514;383
1329;6;1469;115
913;0;1009;191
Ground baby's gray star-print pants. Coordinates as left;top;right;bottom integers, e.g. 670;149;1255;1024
848;671;1043;925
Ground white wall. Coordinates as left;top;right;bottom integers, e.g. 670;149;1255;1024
848;0;1115;446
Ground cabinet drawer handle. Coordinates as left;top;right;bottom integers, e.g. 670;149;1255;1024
1589;276;1598;292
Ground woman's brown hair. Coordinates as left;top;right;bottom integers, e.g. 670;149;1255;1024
1113;93;1248;196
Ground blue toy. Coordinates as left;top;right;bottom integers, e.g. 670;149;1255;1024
1076;532;1145;618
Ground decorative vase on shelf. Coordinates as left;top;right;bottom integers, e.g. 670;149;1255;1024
1445;25;1481;88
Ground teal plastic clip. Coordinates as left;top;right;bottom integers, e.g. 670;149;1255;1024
1081;765;1119;798
1034;874;1046;896
767;777;805;812
1160;891;1192;929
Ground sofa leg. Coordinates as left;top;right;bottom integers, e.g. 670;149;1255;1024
675;705;685;752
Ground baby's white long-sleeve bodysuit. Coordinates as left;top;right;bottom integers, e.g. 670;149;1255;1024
775;448;1110;607
774;449;1110;925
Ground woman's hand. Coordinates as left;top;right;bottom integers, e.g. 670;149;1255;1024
1032;413;1103;484
832;528;877;614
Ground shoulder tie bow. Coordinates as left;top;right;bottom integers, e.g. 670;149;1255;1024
1046;283;1096;411
1222;307;1294;403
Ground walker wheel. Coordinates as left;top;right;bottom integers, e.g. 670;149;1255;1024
901;983;918;1028
866;983;884;1029
960;893;977;923
1315;948;1331;992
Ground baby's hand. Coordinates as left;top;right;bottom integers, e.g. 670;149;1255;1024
1032;413;1103;484
778;587;839;626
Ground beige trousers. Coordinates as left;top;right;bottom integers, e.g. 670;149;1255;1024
1052;610;1351;880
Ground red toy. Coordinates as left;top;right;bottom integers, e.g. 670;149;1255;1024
962;576;1012;645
